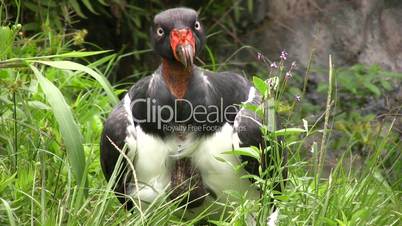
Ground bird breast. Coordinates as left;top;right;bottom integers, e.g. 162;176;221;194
125;120;260;210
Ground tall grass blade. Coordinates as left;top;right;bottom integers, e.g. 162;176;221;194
29;64;86;188
54;50;111;58
318;55;334;177
1;198;16;226
1;50;111;65
32;60;119;105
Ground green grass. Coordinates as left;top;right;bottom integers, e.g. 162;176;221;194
1;2;401;226
1;49;400;226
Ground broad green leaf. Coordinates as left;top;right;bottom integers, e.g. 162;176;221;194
88;53;117;69
364;82;381;96
242;103;258;112
253;76;267;95
380;80;392;91
98;0;109;6
29;64;86;187
214;156;235;169
223;147;260;161
32;60;118;105
82;0;98;15
69;0;86;18
272;128;306;136
27;100;51;110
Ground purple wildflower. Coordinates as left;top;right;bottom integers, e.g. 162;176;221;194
280;50;288;61
285;71;293;80
270;62;278;68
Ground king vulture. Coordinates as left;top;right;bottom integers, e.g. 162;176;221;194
100;7;286;217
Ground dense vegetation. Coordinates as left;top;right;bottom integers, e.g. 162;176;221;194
0;1;400;225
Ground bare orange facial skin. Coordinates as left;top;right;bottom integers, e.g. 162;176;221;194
170;28;195;63
164;29;195;98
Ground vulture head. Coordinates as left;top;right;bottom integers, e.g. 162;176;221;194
151;7;206;68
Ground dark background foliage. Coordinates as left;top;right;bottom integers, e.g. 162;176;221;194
4;0;261;82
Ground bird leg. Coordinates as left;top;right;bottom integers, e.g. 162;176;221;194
169;157;206;208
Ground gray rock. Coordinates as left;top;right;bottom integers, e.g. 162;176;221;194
243;0;402;72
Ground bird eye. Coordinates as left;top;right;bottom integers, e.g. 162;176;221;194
194;21;201;30
156;27;164;36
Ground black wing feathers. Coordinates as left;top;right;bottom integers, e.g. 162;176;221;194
100;76;151;209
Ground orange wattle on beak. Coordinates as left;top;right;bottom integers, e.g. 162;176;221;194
170;29;195;68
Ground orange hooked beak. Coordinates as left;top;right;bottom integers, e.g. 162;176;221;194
170;28;195;68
